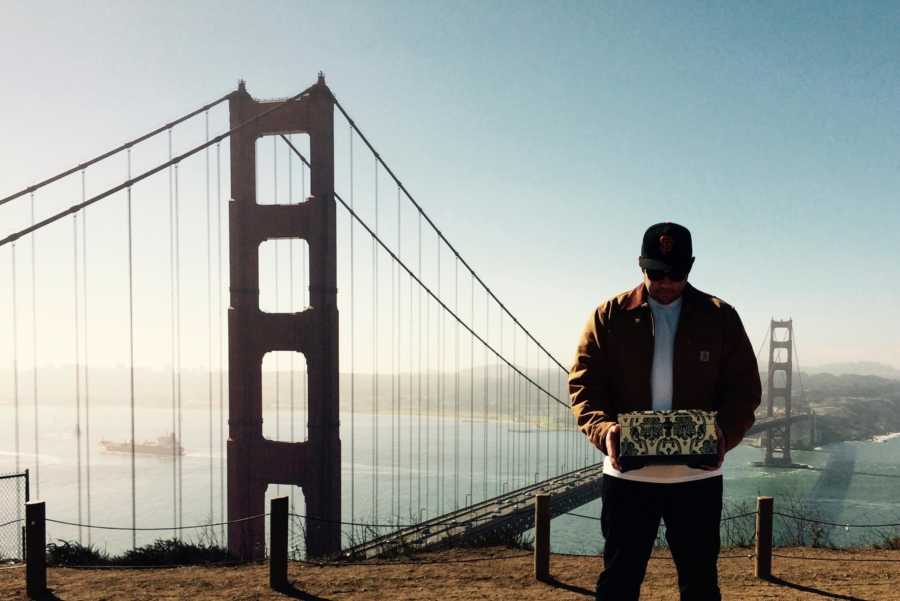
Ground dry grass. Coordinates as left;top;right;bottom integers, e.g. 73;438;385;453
1;546;899;600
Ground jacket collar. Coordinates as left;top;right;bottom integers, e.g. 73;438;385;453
622;281;699;314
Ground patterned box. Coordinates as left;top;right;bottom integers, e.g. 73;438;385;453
616;410;719;472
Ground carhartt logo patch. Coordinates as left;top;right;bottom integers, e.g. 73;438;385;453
699;350;710;362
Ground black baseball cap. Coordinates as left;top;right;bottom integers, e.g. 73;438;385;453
639;222;694;272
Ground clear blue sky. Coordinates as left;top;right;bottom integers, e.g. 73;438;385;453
1;1;898;371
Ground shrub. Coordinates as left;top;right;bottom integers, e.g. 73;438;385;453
44;537;234;567
46;540;109;566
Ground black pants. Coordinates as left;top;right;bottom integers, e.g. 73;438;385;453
596;474;722;601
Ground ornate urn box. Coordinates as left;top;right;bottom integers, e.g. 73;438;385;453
617;410;719;472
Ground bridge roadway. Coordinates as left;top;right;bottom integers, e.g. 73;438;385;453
342;463;605;559
343;415;811;559
746;413;811;436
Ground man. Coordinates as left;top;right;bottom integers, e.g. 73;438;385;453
568;222;761;601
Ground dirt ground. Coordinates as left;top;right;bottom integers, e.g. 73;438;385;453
2;546;899;600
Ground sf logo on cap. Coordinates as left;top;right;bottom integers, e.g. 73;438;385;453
659;234;674;255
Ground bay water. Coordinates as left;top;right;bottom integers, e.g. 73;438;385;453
1;404;899;558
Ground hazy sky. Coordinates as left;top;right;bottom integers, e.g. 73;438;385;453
2;1;899;375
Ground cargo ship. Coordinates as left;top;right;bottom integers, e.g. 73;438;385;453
99;433;185;456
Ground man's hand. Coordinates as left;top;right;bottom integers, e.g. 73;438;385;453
700;423;727;470
604;424;623;471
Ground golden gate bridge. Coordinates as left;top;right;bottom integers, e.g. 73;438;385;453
0;74;805;561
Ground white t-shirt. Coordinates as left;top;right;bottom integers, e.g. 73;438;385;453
602;295;722;483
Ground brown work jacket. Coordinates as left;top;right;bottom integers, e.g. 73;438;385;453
569;282;761;453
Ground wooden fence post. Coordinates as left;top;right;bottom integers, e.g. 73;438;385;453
755;496;773;579
534;493;550;581
25;501;46;598
270;496;289;590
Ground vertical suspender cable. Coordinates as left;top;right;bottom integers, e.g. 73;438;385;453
349;127;355;538
406;191;415;520
83;186;92;545
73;211;83;543
301;162;307;438
417;212;423;519
507;316;512;487
497;311;502;495
273;136;281;498
546;353;551;478
288;135;295;515
372;157;379;526
469;271;474;504
216;141;225;542
206;112;214;525
523;338;527;480
175;158;184;533
408;226;415;521
12;242;20;476
30;192;39;500
547;372;568;473
168;129;177;537
389;172;396;523
391;186;403;523
12;242;20;548
555;372;560;474
453;255;459;510
126;148;137;549
436;236;443;517
424;221;430;518
511;326;516;487
483;284;489;501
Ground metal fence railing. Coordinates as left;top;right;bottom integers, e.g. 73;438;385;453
0;470;29;562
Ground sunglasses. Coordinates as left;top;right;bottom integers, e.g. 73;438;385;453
645;268;689;282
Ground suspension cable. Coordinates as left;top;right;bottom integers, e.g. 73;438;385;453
327;189;564;405
329;92;567;374
0;92;233;208
1;83;320;249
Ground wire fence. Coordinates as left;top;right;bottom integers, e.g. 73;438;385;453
0;472;28;562
3;499;899;571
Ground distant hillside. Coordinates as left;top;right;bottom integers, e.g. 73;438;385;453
758;371;900;443
806;361;900;381
800;372;900;399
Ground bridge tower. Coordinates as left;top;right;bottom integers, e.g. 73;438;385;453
764;319;793;466
227;75;340;559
